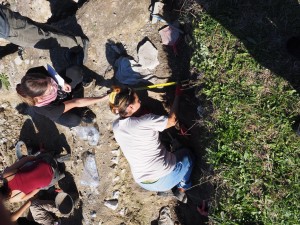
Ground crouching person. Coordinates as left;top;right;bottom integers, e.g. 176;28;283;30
0;154;62;203
30;192;74;225
109;86;194;202
16;65;107;127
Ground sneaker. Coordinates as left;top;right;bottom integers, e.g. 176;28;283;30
82;38;89;64
173;188;187;203
81;108;96;124
15;140;31;159
157;190;174;197
158;206;174;225
82;76;93;88
56;154;71;163
58;172;65;181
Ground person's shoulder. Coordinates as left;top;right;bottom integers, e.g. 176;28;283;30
112;118;120;126
140;113;167;121
112;118;122;129
138;113;156;119
32;103;64;119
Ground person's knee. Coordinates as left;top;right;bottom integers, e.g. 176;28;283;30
30;200;42;210
182;154;194;169
66;65;83;84
56;114;81;127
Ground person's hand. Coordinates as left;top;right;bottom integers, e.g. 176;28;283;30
63;83;72;93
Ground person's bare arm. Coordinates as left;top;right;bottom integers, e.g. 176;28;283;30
3;156;36;178
166;86;181;129
11;201;31;222
9;189;39;203
20;190;40;202
63;95;108;113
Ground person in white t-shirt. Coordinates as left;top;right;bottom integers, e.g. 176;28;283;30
109;86;194;198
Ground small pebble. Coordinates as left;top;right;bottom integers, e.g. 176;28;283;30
104;199;118;210
111;156;119;164
90;211;97;218
112;190;120;199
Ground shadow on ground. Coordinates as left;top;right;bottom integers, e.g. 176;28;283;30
59;171;83;225
0;43;18;59
17;104;71;155
196;0;300;92
47;0;88;24
45;0;92;75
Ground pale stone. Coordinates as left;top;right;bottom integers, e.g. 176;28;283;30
14;57;23;65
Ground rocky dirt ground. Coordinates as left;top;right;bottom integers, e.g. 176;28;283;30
0;0;212;224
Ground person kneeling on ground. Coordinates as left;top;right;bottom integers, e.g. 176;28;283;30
16;65;107;127
109;86;194;202
0;5;88;63
9;192;74;225
0;154;61;203
31;192;73;225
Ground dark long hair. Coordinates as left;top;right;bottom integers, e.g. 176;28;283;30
16;73;50;106
0;178;10;200
109;86;136;117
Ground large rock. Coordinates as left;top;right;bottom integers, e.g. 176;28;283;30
77;0;149;77
8;0;51;23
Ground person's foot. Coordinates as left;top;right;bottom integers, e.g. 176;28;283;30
15;140;31;159
157;190;174;197
158;206;174;225
173;188;187;203
56;154;71;163
82;76;93;88
81;108;96;124
58;172;66;181
81;38;89;64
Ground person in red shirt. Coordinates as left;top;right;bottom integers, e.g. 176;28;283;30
0;155;55;203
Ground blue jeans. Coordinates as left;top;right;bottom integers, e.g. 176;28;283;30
138;148;194;192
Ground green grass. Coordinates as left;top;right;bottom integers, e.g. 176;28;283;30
0;73;10;90
190;12;300;225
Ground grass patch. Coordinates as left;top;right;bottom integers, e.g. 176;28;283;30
190;11;300;225
0;73;10;90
